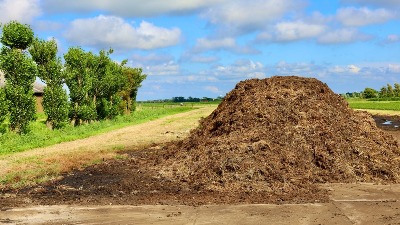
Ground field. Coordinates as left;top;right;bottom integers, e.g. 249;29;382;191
1;95;400;224
347;98;400;111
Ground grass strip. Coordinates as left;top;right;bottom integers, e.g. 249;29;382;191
0;105;194;155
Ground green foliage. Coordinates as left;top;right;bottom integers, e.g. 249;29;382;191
42;86;69;129
0;48;37;88
0;21;34;49
29;38;69;129
120;67;147;113
0;87;8;124
363;87;378;99
5;85;36;133
64;47;96;125
0;21;37;134
90;49;125;120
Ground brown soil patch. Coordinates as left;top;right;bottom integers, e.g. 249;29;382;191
2;76;400;207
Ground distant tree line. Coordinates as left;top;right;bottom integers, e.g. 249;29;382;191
0;21;146;134
342;83;400;100
171;96;222;102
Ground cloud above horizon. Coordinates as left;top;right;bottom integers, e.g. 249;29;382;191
64;15;181;50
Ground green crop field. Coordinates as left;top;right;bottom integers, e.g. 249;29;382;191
346;99;400;111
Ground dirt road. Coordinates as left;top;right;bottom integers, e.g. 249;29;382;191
1;183;400;224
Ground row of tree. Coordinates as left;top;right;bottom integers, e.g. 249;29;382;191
362;83;400;99
0;21;146;134
171;96;222;102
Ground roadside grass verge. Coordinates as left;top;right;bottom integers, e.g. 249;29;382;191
0;105;195;155
0;105;216;189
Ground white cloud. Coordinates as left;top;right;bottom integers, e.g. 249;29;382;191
194;37;236;51
212;59;266;79
318;28;371;44
348;64;361;73
337;7;396;26
43;0;228;17
192;37;259;54
388;64;400;73
385;34;400;44
144;61;180;76
0;0;41;23
204;86;221;93
181;53;220;63
275;61;317;75
274;21;326;41
341;0;400;8
202;0;304;34
130;53;175;65
64;15;181;50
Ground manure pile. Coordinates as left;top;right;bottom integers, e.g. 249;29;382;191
158;76;400;201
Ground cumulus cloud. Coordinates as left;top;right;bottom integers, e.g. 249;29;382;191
347;64;361;73
388;64;400;73
130;53;175;65
274;21;326;41
383;34;400;44
0;0;41;23
204;86;221;94
42;0;227;17
212;59;266;79
202;0;305;35
337;7;397;26
143;61;180;76
192;37;259;54
64;15;181;50
275;61;318;75
317;28;371;44
340;0;400;8
180;52;220;63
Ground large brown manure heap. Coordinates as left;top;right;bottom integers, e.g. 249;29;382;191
159;76;400;202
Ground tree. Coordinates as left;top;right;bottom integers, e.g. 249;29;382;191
387;83;394;97
0;21;37;134
64;47;96;126
394;83;400;97
29;38;69;129
380;87;388;98
363;87;378;99
0;87;8;125
120;67;147;113
89;49;125;120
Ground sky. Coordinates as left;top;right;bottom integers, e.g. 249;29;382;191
0;0;399;100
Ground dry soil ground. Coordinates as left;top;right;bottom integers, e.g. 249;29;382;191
1;107;400;224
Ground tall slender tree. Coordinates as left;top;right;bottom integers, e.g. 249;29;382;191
0;21;37;133
120;67;147;113
29;38;69;129
63;47;96;126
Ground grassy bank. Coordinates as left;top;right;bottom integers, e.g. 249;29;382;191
0;105;195;155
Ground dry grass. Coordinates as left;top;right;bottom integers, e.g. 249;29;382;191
0;105;217;188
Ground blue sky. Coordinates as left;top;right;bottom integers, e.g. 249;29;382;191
1;0;400;100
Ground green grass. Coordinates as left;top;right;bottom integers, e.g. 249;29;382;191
346;99;400;111
0;105;195;155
